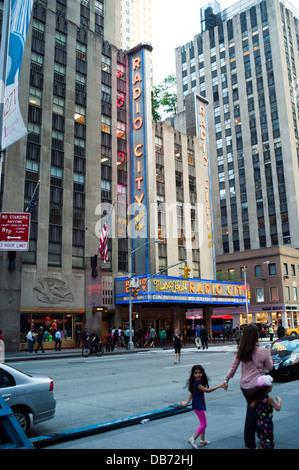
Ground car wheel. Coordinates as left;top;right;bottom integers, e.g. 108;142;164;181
291;332;297;336
12;407;30;433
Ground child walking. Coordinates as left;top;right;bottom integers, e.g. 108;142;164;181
249;375;281;449
181;365;226;449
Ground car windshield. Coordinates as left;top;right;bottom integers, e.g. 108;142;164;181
271;339;299;353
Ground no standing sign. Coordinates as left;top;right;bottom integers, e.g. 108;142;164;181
0;212;30;251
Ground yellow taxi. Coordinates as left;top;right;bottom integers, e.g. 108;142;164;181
285;326;299;336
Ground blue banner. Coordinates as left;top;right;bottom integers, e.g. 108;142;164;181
1;0;34;150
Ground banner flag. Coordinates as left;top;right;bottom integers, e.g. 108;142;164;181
98;201;115;264
0;0;34;151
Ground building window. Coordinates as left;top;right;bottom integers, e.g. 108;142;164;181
256;287;264;302
102;55;111;73
255;265;262;277
285;286;291;301
283;263;288;276
268;263;276;276
293;287;298;301
270;286;278;301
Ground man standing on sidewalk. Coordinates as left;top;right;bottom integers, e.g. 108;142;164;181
55;330;62;351
25;329;34;353
195;324;201;349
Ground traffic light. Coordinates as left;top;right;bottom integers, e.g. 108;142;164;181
247;290;251;299
184;265;191;279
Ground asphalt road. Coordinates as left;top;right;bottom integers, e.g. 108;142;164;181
5;343;299;452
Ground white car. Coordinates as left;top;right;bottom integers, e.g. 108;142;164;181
0;363;56;432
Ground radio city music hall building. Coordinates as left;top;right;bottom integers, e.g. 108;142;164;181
0;2;246;350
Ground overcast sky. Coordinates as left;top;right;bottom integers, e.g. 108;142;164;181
151;0;237;84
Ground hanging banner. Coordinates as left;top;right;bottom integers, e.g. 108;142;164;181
0;0;34;151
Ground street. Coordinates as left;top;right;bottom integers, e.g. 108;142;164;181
12;345;233;438
6;342;299;450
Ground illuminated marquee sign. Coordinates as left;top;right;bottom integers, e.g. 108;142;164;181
129;44;153;275
115;276;247;306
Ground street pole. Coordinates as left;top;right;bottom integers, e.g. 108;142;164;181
128;239;160;350
128;245;133;350
244;266;248;324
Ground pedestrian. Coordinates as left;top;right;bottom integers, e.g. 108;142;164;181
81;328;88;347
234;326;242;347
269;324;274;342
277;322;285;338
149;325;156;347
54;329;62;351
25;329;34;352
222;325;227;342
158;326;167;348
248;375;281;449
173;328;182;363
136;326;143;348
200;325;209;349
35;327;45;353
195;324;201;349
223;324;273;449
112;326;118;350
144;330;149;347
105;329;114;352
181;365;226;449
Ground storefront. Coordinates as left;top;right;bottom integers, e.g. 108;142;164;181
19;308;85;350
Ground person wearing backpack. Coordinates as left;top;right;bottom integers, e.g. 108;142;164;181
35;327;45;353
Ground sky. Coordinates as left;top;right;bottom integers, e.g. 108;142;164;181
151;0;237;84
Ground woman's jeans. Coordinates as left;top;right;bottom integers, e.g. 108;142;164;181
241;388;257;449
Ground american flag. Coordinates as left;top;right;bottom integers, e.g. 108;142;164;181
25;180;40;214
98;201;115;264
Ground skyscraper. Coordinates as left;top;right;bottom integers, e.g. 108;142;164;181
174;0;299;328
176;0;299;255
120;0;152;51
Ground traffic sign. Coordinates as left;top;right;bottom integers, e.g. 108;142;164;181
0;212;31;251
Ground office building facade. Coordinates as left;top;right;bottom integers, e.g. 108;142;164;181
175;0;299;328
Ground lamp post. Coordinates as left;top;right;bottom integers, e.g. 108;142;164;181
243;261;269;324
128;239;160;350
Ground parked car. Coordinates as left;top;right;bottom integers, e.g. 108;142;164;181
285;326;299;336
0;363;56;432
269;336;299;381
254;323;269;338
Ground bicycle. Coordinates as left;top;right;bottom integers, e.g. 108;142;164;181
82;340;104;357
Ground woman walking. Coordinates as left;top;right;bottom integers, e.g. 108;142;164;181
223;324;273;449
173;328;182;363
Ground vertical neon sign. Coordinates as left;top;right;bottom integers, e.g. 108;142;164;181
196;95;216;279
129;44;153;275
